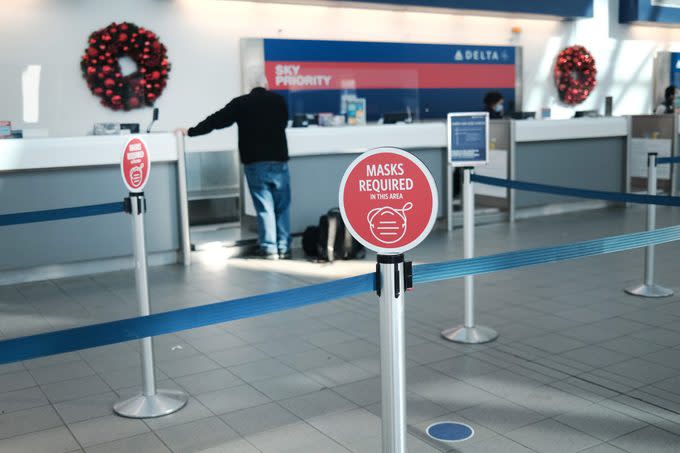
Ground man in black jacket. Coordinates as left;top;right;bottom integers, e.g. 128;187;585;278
179;77;291;259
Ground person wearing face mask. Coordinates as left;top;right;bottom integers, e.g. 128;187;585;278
483;91;504;119
655;85;677;115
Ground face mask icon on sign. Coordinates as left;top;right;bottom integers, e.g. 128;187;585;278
367;202;413;244
129;163;144;188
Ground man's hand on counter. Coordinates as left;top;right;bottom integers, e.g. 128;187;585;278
175;128;189;136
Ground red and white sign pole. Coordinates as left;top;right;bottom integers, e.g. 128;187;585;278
340;147;438;453
114;138;187;419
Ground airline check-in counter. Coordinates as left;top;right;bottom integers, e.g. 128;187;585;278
0;117;630;283
0;134;183;284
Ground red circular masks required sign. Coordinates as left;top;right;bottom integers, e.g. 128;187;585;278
121;138;150;192
339;147;438;255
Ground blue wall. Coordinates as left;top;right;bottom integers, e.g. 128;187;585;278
620;0;680;24
334;0;593;18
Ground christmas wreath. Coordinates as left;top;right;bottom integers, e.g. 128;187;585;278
554;45;597;105
80;22;170;110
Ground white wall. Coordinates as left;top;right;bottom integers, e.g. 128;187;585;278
3;0;680;137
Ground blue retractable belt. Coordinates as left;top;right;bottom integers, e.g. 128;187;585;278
656;156;680;165
470;174;680;207
0;202;125;227
1;225;680;365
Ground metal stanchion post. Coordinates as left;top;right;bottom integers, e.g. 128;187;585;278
376;254;411;453
114;193;188;418
441;168;498;344
175;132;192;267
625;153;673;298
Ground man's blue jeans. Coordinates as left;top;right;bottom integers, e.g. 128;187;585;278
244;162;291;255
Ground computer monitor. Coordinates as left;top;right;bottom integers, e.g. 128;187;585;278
510;111;535;120
383;112;410;124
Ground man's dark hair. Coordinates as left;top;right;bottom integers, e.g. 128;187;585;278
484;91;504;107
665;85;676;102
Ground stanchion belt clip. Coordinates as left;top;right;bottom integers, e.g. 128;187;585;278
123;193;147;215
375;254;413;298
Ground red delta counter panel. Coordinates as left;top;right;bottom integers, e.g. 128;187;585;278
263;38;519;121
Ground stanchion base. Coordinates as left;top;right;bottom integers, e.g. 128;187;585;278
114;389;188;419
625;284;674;298
441;325;498;344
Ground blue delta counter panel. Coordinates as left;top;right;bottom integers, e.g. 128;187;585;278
264;39;517;121
672;53;680;88
620;0;680;24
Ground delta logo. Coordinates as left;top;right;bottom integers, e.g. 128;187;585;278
453;48;511;62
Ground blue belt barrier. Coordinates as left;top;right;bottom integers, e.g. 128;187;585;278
656;156;680;165
0;202;125;226
1;224;680;364
470;174;680;207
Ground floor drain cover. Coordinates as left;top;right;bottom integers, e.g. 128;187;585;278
426;422;474;443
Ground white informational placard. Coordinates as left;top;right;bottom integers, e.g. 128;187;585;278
447;112;489;167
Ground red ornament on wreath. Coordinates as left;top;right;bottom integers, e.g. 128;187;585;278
554;45;597;105
80;22;171;111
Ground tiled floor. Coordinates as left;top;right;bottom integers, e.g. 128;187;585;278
1;205;680;452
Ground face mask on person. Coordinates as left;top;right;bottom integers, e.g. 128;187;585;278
494;102;504;113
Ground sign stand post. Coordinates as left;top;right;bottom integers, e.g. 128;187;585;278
339;147;437;453
114;138;188;418
441;168;498;344
442;113;498;345
625;153;673;298
376;254;412;453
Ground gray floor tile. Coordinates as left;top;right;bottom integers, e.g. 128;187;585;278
278;348;346;371
229;358;297;382
308;408;381;443
0;427;79;453
174;368;243;395
406;342;463;365
40;374;111;403
279;389;357;420
521;333;587;354
155;354;221;378
221;402;301;436
576;444;630;453
28;360;95;385
506;419;601;453
143;398;213;431
155;416;244;453
250;372;325;400
196;384;271;415
207;346;270;368
53;392;117;424
305;361;375;387
68;414;149;447
245;421;341;453
559;346;632;368
366;392;449;424
457;397;547;434
610;426;680;453
555;403;647;441
0;386;49;413
604;358;678;385
0;370;38;393
0;405;62;440
84;432;170;453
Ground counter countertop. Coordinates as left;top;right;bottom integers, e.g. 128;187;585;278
0;117;631;172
